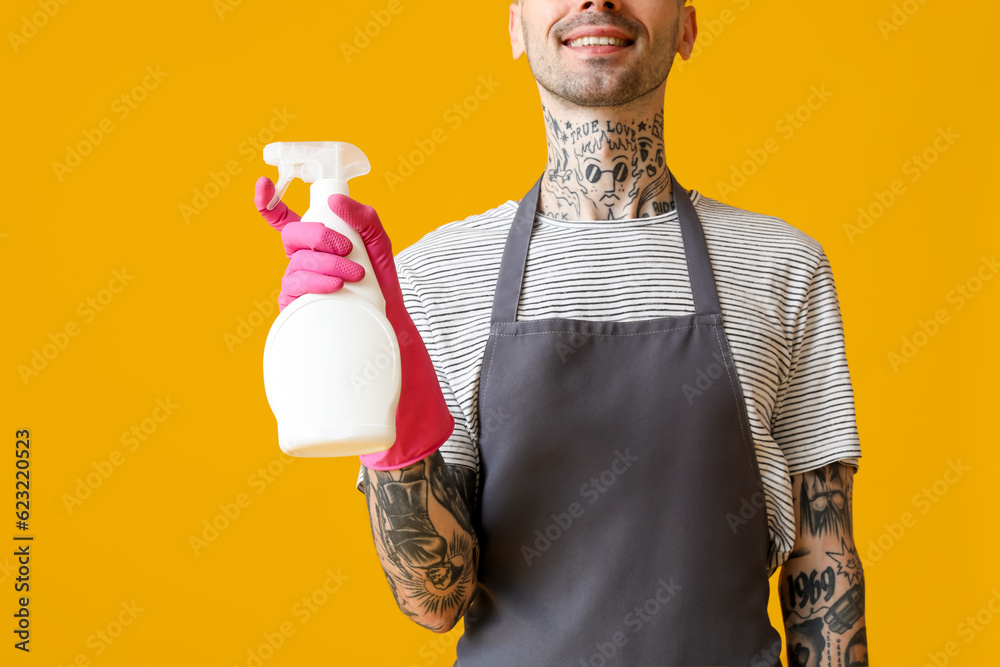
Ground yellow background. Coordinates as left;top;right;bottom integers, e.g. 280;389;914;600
3;0;998;664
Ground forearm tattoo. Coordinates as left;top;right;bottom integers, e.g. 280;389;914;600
539;104;674;221
362;451;479;630
798;460;854;540
782;462;868;667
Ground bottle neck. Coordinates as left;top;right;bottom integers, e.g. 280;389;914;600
310;178;349;203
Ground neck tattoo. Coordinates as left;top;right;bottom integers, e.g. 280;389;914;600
538;104;675;221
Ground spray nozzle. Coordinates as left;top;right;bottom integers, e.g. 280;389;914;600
262;141;371;211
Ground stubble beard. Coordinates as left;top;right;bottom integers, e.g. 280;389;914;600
522;16;680;108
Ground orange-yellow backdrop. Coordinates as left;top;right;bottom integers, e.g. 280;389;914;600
3;0;998;664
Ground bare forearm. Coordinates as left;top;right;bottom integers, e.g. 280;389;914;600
361;450;479;632
780;462;868;667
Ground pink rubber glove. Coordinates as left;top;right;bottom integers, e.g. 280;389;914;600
254;176;454;470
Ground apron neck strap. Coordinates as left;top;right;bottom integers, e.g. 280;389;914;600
490;170;722;323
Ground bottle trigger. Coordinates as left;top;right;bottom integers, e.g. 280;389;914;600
268;168;294;211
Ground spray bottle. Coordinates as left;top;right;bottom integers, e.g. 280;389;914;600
261;141;401;457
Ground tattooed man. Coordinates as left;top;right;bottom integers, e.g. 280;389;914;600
256;1;868;665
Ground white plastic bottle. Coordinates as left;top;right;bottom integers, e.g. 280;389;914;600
261;141;401;457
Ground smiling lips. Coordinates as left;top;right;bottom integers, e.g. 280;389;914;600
566;35;631;47
562;32;635;55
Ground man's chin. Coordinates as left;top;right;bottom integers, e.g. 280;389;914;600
554;88;640;109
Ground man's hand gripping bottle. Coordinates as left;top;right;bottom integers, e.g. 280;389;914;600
261;141;401;457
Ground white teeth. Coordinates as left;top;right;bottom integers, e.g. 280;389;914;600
567;35;628;48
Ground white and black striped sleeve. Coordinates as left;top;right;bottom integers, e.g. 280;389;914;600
769;250;862;475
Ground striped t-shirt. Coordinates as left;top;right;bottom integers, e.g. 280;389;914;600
355;186;862;575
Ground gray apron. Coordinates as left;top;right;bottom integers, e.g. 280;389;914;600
454;172;783;667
